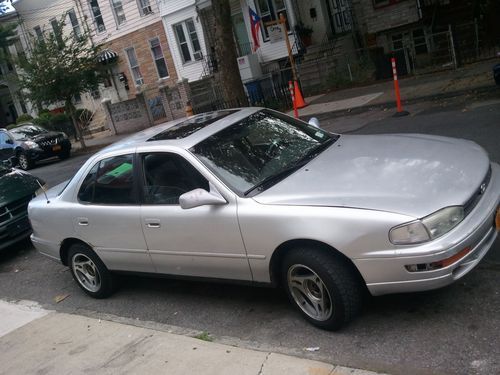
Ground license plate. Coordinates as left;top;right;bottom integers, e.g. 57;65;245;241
496;207;500;231
53;145;62;151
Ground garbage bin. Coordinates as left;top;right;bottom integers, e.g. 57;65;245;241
244;80;263;105
494;63;500;86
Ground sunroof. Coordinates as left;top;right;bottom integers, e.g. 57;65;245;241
148;110;237;141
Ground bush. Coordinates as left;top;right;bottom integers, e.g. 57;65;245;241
5;123;18;130
16;114;33;124
33;112;53;128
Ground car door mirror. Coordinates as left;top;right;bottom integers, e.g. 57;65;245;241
179;188;227;209
5;138;13;145
308;117;320;128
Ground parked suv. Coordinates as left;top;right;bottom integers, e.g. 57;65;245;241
0;125;71;170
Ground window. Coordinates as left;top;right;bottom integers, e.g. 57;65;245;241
137;0;152;16
68;9;82;39
412;29;428;55
78;154;135;204
125;47;144;85
149;37;169;79
49;18;63;46
173;19;202;64
255;0;289;39
33;26;43;41
142;153;209;205
110;0;126;26
89;0;106;33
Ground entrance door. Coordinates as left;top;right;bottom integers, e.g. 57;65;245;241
232;12;251;56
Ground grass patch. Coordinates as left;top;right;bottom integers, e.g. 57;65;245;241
194;331;214;342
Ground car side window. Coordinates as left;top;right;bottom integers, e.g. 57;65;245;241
141;153;209;205
77;154;135;204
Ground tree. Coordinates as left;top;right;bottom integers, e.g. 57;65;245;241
0;21;17;64
211;0;247;107
17;17;104;149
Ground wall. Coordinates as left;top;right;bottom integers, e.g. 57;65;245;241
105;20;178;98
160;4;208;82
296;0;330;45
353;0;420;35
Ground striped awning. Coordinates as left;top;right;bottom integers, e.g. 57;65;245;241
97;49;118;65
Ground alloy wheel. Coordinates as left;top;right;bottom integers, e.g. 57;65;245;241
72;254;102;293
287;264;333;321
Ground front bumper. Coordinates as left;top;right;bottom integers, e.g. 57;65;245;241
0;214;32;251
354;163;500;296
28;140;71;161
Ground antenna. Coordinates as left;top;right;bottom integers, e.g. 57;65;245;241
35;179;50;204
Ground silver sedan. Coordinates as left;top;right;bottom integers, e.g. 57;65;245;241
29;108;500;330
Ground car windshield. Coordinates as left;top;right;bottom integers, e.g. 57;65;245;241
190;110;338;196
10;125;48;140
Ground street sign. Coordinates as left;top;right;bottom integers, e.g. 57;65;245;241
267;24;284;43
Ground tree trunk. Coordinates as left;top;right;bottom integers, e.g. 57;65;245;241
65;100;86;150
212;0;248;107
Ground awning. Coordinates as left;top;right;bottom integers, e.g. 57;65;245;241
97;49;118;65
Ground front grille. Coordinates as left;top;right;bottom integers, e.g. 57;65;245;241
0;195;32;225
38;136;63;148
463;166;492;216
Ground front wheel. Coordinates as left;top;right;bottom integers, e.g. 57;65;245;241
282;248;363;331
68;243;116;298
18;151;34;170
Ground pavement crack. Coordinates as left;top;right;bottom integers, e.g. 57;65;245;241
257;352;271;375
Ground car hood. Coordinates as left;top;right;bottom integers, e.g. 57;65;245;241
253;134;490;218
18;130;63;142
0;168;40;206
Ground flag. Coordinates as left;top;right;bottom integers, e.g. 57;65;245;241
249;6;261;52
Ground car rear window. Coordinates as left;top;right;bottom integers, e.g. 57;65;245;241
147;110;237;141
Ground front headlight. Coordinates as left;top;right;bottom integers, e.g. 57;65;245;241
25;141;39;149
390;206;465;245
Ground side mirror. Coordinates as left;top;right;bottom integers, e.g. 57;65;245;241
308;117;320;128
5;138;13;145
179;188;226;209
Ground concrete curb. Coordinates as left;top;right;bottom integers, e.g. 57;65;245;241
301;84;499;121
0;300;387;375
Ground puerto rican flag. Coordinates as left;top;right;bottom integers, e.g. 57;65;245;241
249;6;261;52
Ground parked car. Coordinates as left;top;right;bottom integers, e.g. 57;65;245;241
0;158;46;251
0;125;71;170
28;108;500;330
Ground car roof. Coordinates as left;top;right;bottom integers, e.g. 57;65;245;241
97;107;263;156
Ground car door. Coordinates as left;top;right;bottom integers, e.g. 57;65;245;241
0;132;15;161
73;153;155;273
139;151;252;281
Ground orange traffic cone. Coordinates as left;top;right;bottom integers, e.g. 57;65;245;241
293;80;307;109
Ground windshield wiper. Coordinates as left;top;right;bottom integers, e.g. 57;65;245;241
244;137;337;197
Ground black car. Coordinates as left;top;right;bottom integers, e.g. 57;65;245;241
0;158;45;251
0;124;71;170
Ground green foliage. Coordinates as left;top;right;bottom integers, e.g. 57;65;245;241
5;123;18;130
0;21;17;64
15;114;33;124
32;112;52;128
194;332;214;342
17;16;105;111
32;111;75;138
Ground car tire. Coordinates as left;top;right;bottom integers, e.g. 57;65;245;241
18;151;34;170
58;150;71;160
68;243;116;299
281;248;363;331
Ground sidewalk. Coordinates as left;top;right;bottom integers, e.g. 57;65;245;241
0;299;385;375
293;59;498;119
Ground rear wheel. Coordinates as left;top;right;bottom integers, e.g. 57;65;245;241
282;248;363;330
68;243;115;298
18;151;34;170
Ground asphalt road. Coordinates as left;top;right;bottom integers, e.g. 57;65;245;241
1;96;499;375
